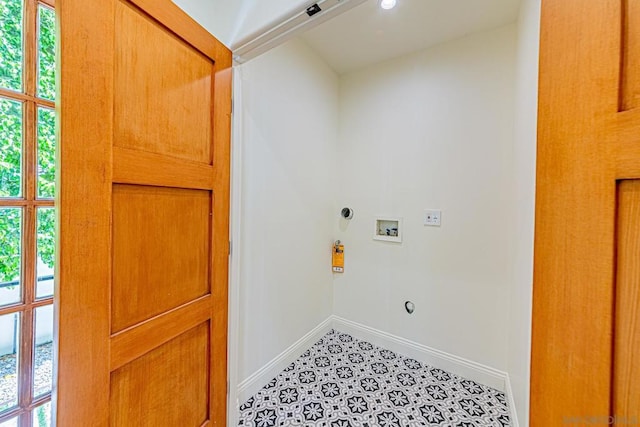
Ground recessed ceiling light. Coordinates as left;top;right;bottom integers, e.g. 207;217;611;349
380;0;397;10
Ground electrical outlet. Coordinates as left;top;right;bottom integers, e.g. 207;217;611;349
424;209;441;227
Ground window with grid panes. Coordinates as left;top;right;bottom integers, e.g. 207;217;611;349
0;0;56;426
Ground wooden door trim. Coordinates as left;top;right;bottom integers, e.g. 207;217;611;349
56;0;115;425
112;147;216;190
531;0;621;423
210;59;232;427
128;0;226;61
614;109;640;178
109;295;213;371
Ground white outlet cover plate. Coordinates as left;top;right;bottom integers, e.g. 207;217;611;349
424;209;441;226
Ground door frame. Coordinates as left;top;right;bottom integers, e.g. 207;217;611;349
227;65;243;426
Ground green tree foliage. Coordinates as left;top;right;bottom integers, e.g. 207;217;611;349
0;98;21;197
0;0;56;284
38;5;54;100
0;0;22;91
38;107;55;198
37;208;54;275
36;404;47;426
0;208;21;283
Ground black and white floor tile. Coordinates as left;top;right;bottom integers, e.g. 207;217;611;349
238;329;510;426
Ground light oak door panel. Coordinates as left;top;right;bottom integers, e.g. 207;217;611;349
110;323;209;427
111;185;211;332
621;0;640;111
114;0;213;164
57;0;231;425
532;0;640;423
614;180;640;418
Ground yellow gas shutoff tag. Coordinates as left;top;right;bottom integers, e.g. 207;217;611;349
332;241;344;273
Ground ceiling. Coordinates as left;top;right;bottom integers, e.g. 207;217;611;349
173;0;314;48
173;0;521;74
301;0;522;74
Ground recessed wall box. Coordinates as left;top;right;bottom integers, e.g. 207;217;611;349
373;217;402;243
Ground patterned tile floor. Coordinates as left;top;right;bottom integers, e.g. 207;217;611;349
238;330;510;427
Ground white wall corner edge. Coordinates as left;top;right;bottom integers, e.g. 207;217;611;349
236;317;335;405
504;372;520;427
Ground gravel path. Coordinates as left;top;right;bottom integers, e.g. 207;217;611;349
0;342;52;412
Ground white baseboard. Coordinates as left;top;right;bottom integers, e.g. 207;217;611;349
236;317;334;405
504;373;520;427
331;316;508;392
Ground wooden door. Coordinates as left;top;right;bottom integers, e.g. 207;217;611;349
55;0;231;426
614;181;640;419
532;0;640;423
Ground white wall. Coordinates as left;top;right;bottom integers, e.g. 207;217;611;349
334;25;518;372
235;38;338;382
508;0;540;425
